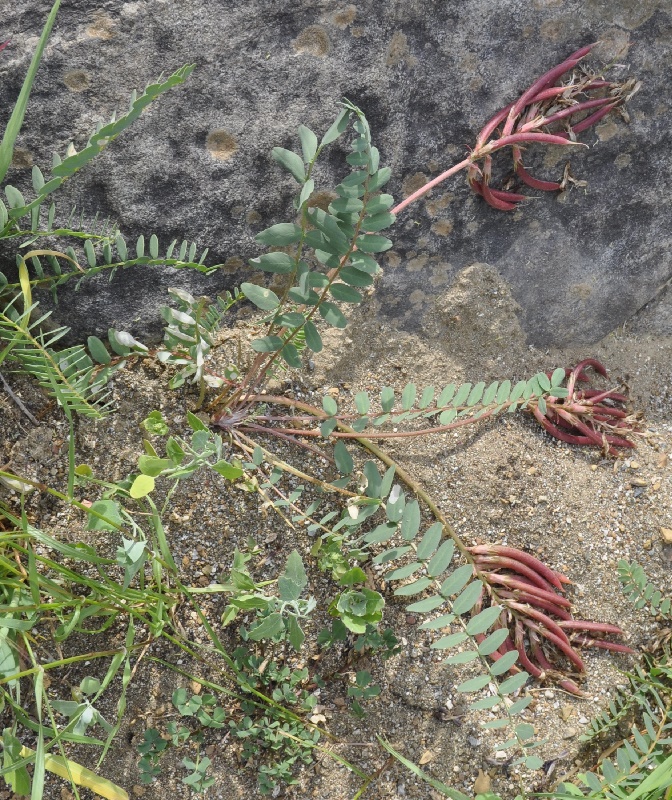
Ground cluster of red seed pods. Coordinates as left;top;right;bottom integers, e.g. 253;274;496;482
468;43;632;210
468;544;634;696
530;359;639;456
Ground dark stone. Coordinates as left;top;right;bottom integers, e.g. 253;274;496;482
1;0;670;346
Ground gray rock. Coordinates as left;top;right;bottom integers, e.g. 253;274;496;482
1;0;670;347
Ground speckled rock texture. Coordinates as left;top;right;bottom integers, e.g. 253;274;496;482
1;0;670;345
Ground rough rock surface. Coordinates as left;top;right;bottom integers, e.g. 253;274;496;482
1;0;670;345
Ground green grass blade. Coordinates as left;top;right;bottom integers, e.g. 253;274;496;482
0;0;61;184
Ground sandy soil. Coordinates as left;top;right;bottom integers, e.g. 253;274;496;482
1;260;671;800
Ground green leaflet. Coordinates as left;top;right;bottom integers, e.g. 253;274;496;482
271;147;305;183
241;283;279;311
298;124;318;163
254;223;302;246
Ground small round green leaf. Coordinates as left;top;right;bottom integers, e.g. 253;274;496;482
130;474;155;499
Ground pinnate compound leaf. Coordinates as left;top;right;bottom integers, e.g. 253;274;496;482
241;283;279;310
416;523;443;560
249;252;295;274
430;632;468;649
489;650;519;675
355;234;392;253
466;605;503;635
303;320;322;352
250;335;283;354
271;147;305;182
320;108;350;146
452;580;483;615
498;671;529;693
440;564;473;597
400;500;421;541
298;124;318;163
405;595;445;613
444;650;479;665
477;628;510;655
427;540;454;577
456;674;491;693
334;440;354;475
319;301;348;328
254;223;302;246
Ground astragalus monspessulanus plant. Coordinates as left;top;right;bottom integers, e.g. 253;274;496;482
204;41;640;704
0;36;651;799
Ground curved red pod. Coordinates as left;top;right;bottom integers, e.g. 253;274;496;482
558;620;625;635
476;102;515;147
486;573;572;608
502;590;572;621
514;160;562;192
469;544;567;591
515;619;544;678
488;131;587;152
568;635;636;654
506;601;573;646
512;44;595;117
481;181;520;210
524;619;586;672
